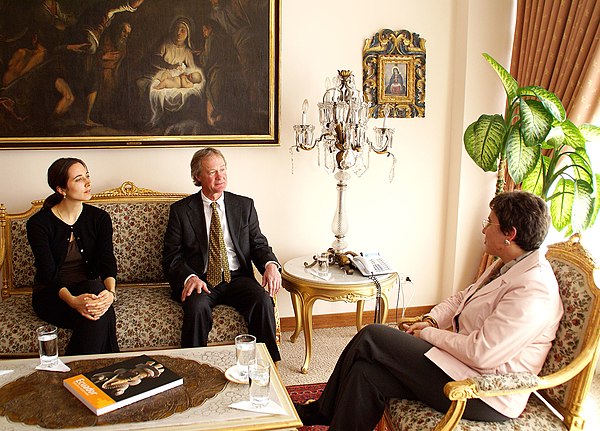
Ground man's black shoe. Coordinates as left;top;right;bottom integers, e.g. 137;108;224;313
293;399;330;426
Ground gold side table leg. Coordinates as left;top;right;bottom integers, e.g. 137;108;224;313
356;300;365;331
301;297;317;374
289;291;302;343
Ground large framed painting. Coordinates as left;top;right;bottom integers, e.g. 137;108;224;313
0;0;279;149
362;29;426;119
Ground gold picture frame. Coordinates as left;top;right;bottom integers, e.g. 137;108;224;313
0;0;279;149
362;29;426;118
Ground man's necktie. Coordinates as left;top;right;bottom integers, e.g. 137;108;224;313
207;202;231;286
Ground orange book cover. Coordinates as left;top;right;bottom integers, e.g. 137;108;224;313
63;355;183;415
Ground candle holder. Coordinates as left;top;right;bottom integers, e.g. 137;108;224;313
291;70;396;273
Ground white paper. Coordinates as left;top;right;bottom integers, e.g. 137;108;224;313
0;370;14;376
305;268;332;280
35;358;70;372
229;400;287;416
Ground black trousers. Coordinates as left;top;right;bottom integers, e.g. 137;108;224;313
32;279;119;355
180;274;281;362
318;324;509;431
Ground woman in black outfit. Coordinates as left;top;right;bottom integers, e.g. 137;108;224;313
27;158;119;355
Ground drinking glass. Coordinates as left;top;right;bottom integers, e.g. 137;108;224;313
235;334;256;380
248;358;270;408
36;324;58;367
316;253;330;276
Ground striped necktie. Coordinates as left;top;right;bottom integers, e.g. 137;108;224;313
206;202;231;286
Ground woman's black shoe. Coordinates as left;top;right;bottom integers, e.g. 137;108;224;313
294;400;330;426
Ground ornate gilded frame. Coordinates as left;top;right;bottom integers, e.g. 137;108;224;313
0;0;279;149
362;29;426;118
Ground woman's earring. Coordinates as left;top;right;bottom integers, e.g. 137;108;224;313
504;239;510;246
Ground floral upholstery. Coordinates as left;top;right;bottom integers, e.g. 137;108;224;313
9;217;32;290
381;236;599;431
0;288;247;357
386;395;565;431
0;182;279;356
468;372;541;392
539;257;593;409
94;202;171;284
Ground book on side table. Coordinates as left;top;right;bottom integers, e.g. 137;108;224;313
63;354;183;415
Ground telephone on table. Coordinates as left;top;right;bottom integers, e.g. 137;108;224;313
349;252;395;276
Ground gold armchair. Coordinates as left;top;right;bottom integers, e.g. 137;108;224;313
378;235;600;431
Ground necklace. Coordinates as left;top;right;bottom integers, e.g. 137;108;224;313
55;206;81;225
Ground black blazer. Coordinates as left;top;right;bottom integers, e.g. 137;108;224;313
162;191;278;299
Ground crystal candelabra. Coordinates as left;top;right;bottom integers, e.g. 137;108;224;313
291;69;395;273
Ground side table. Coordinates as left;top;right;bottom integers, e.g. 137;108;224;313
282;256;398;373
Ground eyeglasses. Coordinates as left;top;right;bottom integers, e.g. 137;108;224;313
482;219;501;229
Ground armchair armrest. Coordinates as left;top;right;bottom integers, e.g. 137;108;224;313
445;341;598;403
445;372;541;400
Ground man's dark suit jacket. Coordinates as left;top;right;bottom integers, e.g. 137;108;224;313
162;190;279;300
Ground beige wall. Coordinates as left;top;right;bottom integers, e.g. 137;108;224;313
0;0;517;319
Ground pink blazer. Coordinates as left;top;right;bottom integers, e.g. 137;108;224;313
421;247;563;417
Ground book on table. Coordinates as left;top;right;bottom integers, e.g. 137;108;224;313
63;354;183;415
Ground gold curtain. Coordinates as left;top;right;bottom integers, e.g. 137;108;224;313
476;0;600;278
511;0;600;124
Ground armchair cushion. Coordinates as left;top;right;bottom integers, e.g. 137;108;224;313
386;395;565;431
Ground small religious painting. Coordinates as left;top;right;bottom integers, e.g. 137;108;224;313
363;29;426;118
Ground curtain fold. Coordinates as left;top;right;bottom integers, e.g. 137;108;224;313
510;0;600;124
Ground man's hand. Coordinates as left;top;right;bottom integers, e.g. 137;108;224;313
262;263;281;297
402;321;432;338
182;275;210;302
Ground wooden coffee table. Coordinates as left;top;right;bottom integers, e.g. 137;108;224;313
0;344;301;431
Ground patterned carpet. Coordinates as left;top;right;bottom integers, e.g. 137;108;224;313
286;383;327;431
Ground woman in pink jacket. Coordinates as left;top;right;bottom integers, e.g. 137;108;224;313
296;191;563;431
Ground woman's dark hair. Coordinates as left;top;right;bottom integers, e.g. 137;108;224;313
489;191;550;251
42;158;87;209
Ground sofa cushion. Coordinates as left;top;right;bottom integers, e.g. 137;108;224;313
0;287;248;357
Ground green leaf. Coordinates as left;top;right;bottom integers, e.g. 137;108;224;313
549;178;573;232
567;148;594;184
519;99;553;144
521;155;545;197
520;86;566;121
588;173;600;228
463;114;506;172
505;126;540;184
561;120;586;150
483;53;518;103
579;123;600;142
571;180;595;233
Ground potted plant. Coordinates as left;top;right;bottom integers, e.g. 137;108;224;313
464;53;600;236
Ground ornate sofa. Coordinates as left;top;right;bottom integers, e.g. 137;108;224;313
0;181;279;357
377;235;600;431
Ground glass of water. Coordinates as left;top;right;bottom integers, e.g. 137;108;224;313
36;324;58;367
316;252;330;276
248;358;270;408
235;334;256;380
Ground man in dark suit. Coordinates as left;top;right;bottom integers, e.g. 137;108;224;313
162;147;281;361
